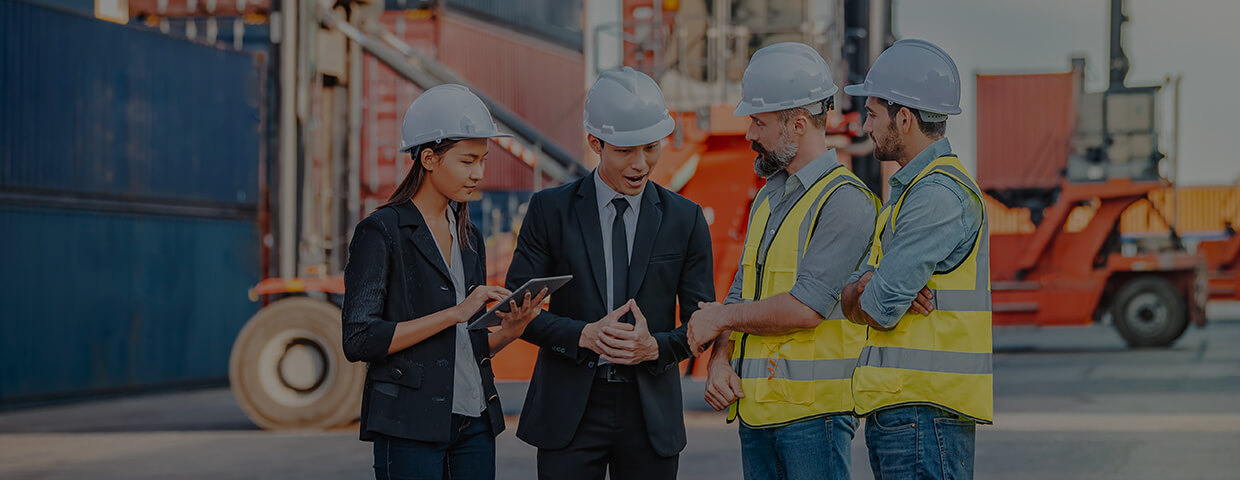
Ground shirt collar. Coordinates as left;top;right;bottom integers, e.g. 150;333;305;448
890;138;953;188
594;169;642;212
444;202;458;239
771;149;841;193
789;149;840;189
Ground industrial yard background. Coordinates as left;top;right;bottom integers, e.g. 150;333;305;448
2;0;1239;477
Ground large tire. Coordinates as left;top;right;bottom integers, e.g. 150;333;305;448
1111;276;1189;348
229;297;365;430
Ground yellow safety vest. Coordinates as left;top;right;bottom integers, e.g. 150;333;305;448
852;155;993;424
726;165;879;428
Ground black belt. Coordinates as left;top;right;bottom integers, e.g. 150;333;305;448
594;363;636;383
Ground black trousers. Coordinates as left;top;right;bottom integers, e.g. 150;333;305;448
536;376;679;480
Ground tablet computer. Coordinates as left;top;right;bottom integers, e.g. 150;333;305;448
467;275;572;330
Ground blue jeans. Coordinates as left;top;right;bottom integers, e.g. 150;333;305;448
864;405;976;480
738;414;858;480
373;413;495;480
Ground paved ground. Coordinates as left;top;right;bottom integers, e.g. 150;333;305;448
3;310;1239;479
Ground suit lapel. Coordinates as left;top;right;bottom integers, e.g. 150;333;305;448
395;201;452;283
573;174;610;306
627;184;663;299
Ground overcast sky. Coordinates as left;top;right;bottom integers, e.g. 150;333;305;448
893;0;1240;185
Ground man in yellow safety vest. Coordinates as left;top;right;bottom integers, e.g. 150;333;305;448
840;39;993;480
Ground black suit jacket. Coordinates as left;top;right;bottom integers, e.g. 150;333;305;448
506;173;715;457
341;201;505;443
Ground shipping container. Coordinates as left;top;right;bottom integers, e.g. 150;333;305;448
0;206;260;404
0;0;264;405
986;186;1240;239
440;0;582;50
1121;186;1240;237
975;72;1076;192
13;0;90;14
0;0;264;206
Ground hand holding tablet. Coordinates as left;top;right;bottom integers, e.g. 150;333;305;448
468;275;573;330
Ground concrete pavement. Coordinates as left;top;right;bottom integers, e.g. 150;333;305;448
3;319;1239;479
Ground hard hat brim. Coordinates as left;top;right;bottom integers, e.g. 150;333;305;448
843;84;963;115
733;85;839;117
586;115;675;147
843;83;879;99
398;131;514;153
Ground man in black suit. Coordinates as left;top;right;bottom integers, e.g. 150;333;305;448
505;66;716;480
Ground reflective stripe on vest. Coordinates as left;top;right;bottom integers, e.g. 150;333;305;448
853;155;994;424
726;166;879;428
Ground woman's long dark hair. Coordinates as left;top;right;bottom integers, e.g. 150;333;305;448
379;139;475;251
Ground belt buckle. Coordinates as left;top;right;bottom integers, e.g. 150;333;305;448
607;365;621;382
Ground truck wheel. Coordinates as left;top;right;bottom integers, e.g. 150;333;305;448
1111;276;1188;348
229;297;364;430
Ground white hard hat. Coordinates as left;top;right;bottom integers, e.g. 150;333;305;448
844;39;962;122
734;42;838;117
583;67;676;147
399;84;511;153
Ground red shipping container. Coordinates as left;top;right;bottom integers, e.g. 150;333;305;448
975;72;1076;192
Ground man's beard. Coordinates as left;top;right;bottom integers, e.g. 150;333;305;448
872;123;906;162
751;127;798;178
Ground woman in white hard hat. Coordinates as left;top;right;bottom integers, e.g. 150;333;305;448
342;84;547;480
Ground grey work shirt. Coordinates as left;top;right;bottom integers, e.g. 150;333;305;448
594;171;641;365
426;206;486;417
725;149;878;319
847;138;984;328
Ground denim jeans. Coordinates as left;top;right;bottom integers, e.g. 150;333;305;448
738;414;858;480
864;405;976;480
373;413;495;480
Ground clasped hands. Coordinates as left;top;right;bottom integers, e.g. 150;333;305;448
579;299;660;365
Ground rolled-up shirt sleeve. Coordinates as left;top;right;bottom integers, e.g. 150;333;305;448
859;177;979;328
787;185;877;319
848;260;875;285
724;258;745;305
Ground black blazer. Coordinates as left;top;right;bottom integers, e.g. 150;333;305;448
341;201;504;443
506;173;715;457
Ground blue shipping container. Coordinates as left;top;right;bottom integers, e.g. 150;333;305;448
0;206;260;403
0;0;264;207
0;0;265;405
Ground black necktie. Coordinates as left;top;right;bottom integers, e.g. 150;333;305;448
611;197;630;313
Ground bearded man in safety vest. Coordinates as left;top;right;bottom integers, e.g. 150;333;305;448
840;39;993;480
688;42;920;480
